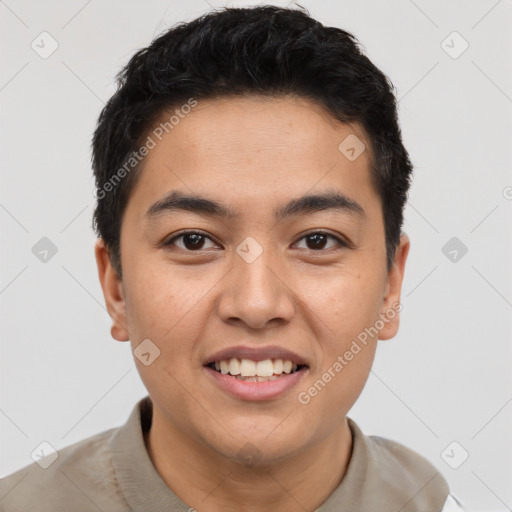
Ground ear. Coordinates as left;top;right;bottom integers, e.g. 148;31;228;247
94;238;130;342
378;233;410;340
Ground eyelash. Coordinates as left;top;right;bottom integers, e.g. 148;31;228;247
163;230;348;252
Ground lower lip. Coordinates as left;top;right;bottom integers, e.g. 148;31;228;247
204;366;308;401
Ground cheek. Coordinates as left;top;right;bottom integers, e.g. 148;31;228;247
123;261;202;339
296;276;381;421
302;270;383;405
123;268;208;416
305;269;385;339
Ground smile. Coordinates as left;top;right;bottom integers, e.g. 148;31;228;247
204;360;309;401
208;358;305;381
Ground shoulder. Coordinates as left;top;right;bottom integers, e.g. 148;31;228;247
370;435;471;509
344;418;451;510
367;431;443;478
0;426;129;512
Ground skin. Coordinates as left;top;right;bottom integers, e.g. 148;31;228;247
95;95;409;512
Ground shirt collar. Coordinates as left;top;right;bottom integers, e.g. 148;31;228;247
110;395;189;511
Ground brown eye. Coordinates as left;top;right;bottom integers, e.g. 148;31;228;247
165;231;217;251
295;232;345;251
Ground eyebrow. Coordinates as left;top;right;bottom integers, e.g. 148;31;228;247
145;189;365;223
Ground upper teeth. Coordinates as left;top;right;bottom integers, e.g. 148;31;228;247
214;358;298;377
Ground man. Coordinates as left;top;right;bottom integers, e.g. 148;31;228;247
0;5;468;511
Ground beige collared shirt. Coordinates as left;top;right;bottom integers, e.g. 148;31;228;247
0;396;467;511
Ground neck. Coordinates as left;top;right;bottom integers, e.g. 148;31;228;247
144;407;353;512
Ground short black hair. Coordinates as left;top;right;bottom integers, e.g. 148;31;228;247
92;4;412;278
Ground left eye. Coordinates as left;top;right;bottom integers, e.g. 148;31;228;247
294;232;345;251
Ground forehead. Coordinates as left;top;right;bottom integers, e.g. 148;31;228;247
126;95;378;221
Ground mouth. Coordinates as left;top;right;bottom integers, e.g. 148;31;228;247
206;358;307;382
202;346;309;400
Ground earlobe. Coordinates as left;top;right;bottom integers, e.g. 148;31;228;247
378;233;410;341
94;238;130;342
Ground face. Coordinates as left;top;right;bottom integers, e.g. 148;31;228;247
95;95;409;464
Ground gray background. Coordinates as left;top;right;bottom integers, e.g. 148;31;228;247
1;1;511;510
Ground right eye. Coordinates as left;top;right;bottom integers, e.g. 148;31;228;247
163;231;219;251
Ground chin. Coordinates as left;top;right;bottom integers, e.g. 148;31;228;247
203;419;312;466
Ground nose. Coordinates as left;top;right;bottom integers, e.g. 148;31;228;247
217;246;296;330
